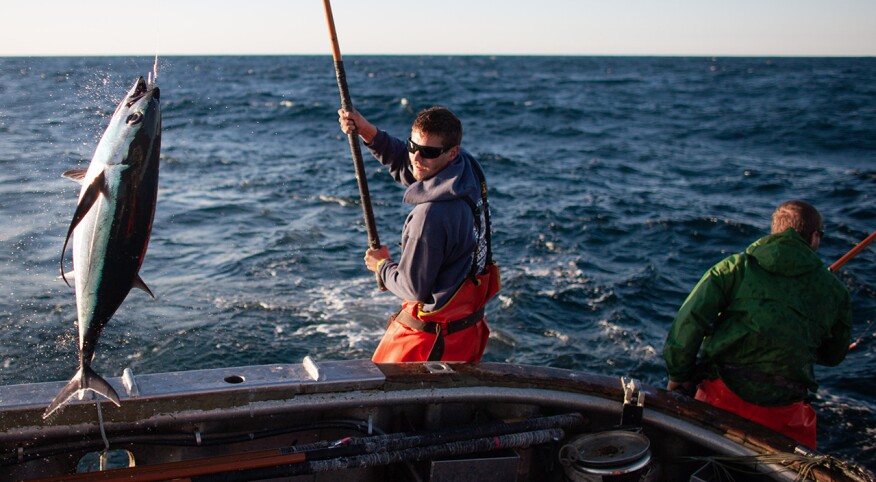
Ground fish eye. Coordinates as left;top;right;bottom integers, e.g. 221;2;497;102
126;112;143;125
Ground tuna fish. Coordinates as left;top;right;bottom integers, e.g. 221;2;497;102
46;77;161;418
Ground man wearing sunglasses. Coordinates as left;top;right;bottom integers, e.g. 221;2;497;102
338;106;500;363
663;200;851;448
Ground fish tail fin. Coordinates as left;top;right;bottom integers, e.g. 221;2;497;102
43;370;84;419
84;366;122;407
42;366;122;420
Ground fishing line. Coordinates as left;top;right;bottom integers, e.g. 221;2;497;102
149;0;161;88
150;53;159;88
95;396;111;471
95;398;110;452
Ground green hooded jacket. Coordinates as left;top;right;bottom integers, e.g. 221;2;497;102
663;228;852;406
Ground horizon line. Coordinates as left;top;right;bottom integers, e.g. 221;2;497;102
2;52;875;59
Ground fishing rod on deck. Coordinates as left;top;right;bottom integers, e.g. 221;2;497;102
322;0;386;291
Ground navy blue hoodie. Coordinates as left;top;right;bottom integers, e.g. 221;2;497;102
366;130;484;311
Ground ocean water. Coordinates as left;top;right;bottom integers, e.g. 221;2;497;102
0;55;873;469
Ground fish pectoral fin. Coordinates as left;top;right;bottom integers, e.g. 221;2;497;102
133;275;155;298
58;270;75;283
60;170;107;286
61;169;88;184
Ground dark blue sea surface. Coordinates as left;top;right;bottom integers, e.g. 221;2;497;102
0;56;874;468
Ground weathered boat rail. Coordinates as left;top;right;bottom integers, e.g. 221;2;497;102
0;360;871;482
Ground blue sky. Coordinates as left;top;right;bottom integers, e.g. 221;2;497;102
2;0;874;56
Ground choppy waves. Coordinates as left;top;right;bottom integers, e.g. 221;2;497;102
0;55;874;468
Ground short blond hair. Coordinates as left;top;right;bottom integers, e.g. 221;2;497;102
771;200;823;236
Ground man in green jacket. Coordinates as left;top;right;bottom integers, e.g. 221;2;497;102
663;200;852;448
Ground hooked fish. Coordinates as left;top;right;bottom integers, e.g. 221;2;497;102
46;77;161;419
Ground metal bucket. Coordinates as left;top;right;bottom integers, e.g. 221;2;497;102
559;430;654;482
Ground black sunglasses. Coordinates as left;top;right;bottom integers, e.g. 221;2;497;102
406;137;450;159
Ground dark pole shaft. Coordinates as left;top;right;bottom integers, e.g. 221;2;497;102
323;0;385;290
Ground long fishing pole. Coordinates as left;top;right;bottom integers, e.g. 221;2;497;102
322;0;386;291
830;231;876;350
